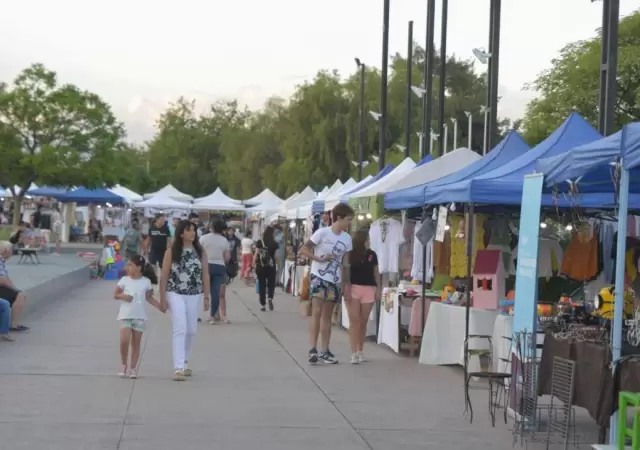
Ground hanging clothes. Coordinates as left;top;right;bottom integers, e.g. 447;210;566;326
433;230;451;276
449;214;486;278
369;218;405;274
411;221;434;282
561;228;600;282
538;239;564;278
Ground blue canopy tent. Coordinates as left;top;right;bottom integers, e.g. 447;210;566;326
416;154;433;167
426;113;602;206
28;186;73;197
340;164;394;202
56;187;126;205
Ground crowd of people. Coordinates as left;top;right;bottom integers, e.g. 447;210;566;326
112;203;381;380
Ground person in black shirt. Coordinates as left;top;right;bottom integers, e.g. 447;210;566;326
345;229;380;364
253;226;279;311
148;215;172;270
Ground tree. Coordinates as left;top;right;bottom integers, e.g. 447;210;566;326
0;63;126;223
520;10;640;144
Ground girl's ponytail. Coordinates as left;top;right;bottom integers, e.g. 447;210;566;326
142;261;158;285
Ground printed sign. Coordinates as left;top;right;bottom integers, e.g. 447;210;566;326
435;206;448;242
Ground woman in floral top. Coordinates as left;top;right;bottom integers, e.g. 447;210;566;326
160;220;211;381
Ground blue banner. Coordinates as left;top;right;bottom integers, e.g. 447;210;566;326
513;174;544;335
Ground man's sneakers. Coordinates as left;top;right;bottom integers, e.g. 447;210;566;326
309;348;338;365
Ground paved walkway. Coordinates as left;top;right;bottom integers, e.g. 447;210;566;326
2;281;540;449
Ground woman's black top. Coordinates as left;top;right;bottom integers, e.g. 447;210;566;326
350;249;378;286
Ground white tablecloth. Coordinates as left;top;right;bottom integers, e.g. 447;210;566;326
281;261;306;296
377;293;414;353
492;315;513;374
341;301;378;337
419;302;500;373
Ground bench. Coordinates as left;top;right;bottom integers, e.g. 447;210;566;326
17;247;41;264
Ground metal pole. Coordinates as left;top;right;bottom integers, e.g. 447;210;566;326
429;131;436;155
488;0;502;150
483;108;489;155
484;0;495;154
452;118;458;150
604;0;619;136
422;0;437;159
443;124;448;154
358;64;366;181
405;21;413;158
467;113;473;150
437;0;449;158
417;132;424;159
598;0;611;133
379;0;390;171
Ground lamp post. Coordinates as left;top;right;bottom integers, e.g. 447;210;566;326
481;106;490;155
429;130;439;156
437;0;449;158
451;118;458;150
464;111;473;150
379;0;391;171
411;86;427;158
595;0;620;136
416;132;425;159
405;21;413;159
443;124;449;154
422;0;437;159
355;58;366;181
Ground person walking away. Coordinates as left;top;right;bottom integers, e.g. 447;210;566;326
240;231;254;279
148;215;171;281
0;241;29;332
121;220;143;260
300;203;354;364
199;220;229;324
189;213;206;239
114;254;164;378
51;206;62;255
254;226;279;311
219;226;240;321
160;220;210;381
346;230;380;364
0;298;14;341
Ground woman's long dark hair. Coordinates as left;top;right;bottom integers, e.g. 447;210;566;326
171;220;203;264
350;230;369;264
262;226;276;248
129;254;158;285
211;219;226;235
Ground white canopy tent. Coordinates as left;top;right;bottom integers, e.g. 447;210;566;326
324;176;372;211
3;183;39;197
244;188;283;206
135;194;191;210
143;184;193;201
384;148;482;193
109;185;143;203
286;179;345;219
282;186;320;219
192;188;246;211
349;158;416;198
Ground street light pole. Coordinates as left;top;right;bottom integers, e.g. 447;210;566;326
437;0;449;158
422;0;437;159
487;0;502;151
404;21;413;159
598;0;620;136
379;0;391;171
355;58;366;181
465;111;473;150
417;132;425;159
451;118;458;150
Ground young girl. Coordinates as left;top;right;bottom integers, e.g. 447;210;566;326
114;254;164;378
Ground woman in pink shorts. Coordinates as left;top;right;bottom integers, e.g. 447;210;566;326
346;230;381;364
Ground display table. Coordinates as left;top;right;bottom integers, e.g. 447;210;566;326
419;302;500;373
340;301;377;337
492;315;514;374
378;290;441;355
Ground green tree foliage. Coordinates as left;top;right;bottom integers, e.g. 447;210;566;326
521;10;640;144
0;63;127;223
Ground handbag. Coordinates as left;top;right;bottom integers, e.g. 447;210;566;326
299;271;311;301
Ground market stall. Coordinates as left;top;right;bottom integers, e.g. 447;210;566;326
143;184;193;202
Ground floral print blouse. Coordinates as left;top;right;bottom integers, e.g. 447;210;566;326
167;248;203;295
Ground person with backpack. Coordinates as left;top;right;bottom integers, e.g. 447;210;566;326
121;220;143;260
254;226;279;311
199;219;230;324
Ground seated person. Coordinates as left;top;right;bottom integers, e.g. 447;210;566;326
0;241;28;332
9;221;31;253
0;297;12;341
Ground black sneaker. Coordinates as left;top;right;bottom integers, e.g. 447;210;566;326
268;298;274;311
260;306;266;312
319;350;338;364
308;348;319;364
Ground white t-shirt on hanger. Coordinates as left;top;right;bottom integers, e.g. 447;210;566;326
369;218;405;274
411;221;434;282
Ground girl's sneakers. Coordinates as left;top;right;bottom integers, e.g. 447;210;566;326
128;368;138;379
118;365;127;377
357;351;367;363
350;353;359;364
172;370;186;381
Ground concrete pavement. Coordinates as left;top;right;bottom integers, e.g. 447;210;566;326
1;280;556;449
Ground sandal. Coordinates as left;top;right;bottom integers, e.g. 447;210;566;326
0;334;15;342
10;325;29;332
172;370;186;381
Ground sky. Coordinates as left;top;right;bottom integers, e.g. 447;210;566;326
1;0;639;143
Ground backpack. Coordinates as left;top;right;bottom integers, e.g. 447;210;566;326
122;229;139;253
255;239;273;269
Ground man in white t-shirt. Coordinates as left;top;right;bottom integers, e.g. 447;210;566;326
301;203;354;364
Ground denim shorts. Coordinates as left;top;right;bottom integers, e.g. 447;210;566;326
120;319;146;332
309;274;341;303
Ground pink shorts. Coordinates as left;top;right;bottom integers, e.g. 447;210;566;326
350;285;376;304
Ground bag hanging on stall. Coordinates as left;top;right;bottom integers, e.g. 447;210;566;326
299;271;311;301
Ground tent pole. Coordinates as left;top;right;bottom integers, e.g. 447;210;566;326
464;204;474;382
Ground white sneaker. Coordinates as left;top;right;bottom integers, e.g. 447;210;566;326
357;351;366;363
350;353;360;364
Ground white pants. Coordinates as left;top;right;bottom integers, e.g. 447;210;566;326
166;292;202;370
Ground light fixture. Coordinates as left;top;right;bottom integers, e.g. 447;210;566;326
106;202;113;208
472;47;491;64
432;208;438;220
97;205;102;209
540;222;547;229
444;224;451;231
289;221;296;229
565;224;573;231
371;155;379;163
369;111;382;121
352;160;370;168
410;85;427;98
127;208;132;212
358;214;365;220
354;57;362;67
449;203;456;212
395;144;406;152
366;213;372;219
